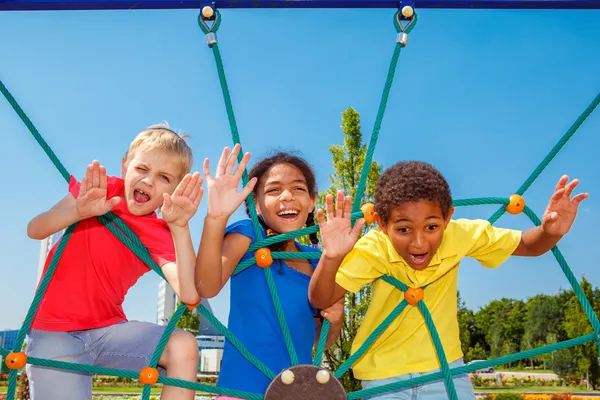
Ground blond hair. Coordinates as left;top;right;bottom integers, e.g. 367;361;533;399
124;122;194;180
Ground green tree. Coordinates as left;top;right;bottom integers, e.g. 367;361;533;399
563;277;600;388
305;106;382;392
175;301;200;336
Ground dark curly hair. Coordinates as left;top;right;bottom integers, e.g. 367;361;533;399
374;161;452;223
244;151;319;250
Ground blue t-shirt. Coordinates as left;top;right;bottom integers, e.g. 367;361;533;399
216;219;319;394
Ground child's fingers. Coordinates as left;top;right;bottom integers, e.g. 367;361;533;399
203;158;212;181
351;218;365;239
162;193;172;209
216;147;230;177
193;188;204;207
572;192;589;207
344;196;352;219
107;196;121;209
335;190;344;218
564;178;580;198
99;165;108;190
79;175;88;198
91;160;100;188
225;144;241;175
235;152;251;180
325;194;334;221
316;208;326;227
183;172;200;198
239;177;257;200
174;174;192;198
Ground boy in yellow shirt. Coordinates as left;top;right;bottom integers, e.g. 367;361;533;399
308;161;587;399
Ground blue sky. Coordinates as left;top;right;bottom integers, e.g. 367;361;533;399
0;5;599;332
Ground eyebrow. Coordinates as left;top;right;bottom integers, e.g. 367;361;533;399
136;162;177;179
393;215;442;223
265;179;307;186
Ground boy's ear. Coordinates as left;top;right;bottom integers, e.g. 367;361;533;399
444;206;455;228
121;157;127;179
374;212;386;234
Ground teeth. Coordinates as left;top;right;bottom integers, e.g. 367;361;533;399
136;189;147;195
278;210;298;216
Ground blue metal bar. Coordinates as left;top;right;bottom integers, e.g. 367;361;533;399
1;0;600;10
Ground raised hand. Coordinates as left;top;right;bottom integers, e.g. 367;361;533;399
204;144;257;219
317;190;365;260
542;175;588;236
76;160;121;219
161;172;204;227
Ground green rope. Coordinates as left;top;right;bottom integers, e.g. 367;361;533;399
523;206;600;334
0;79;70;182
351;12;417;214
199;10;301;368
313;319;331;366
3;7;600;400
2;64;273;398
488;91;600;225
346;333;596;399
197;303;277;380
417;301;458;400
0;346;264;400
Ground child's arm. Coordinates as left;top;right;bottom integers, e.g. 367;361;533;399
309;191;364;310
512;176;588;257
195;145;257;298
314;297;344;349
160;172;204;306
27;161;121;240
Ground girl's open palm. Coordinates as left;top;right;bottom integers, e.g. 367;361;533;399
162;172;204;227
76;161;121;219
204;144;257;219
317;191;365;260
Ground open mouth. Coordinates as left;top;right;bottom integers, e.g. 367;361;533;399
409;252;429;266
277;209;299;222
133;188;151;205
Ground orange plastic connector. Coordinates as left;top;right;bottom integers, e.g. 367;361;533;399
185;299;201;310
5;352;27;370
139;366;159;385
506;194;525;215
361;203;376;224
255;248;273;268
404;287;424;306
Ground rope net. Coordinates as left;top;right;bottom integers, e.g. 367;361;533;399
2;7;600;400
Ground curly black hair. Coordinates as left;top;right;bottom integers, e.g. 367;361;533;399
244;151;319;250
374;161;452;223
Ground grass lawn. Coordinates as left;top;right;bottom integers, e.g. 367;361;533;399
476;386;600;394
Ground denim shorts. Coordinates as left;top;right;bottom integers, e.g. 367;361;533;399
360;359;477;400
25;320;172;400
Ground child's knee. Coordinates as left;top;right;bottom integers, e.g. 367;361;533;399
164;330;199;366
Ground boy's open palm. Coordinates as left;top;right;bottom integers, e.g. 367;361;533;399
162;172;204;227
317;191;365;260
204;144;257;219
76;161;121;219
542;175;589;236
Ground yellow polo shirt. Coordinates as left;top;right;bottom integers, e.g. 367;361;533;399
335;218;522;381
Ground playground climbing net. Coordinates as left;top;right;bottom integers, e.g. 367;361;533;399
1;5;600;400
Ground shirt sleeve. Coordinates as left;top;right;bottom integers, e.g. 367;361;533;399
225;219;259;242
335;231;388;293
463;219;523;268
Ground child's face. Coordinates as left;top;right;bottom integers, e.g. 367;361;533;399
121;149;182;216
255;163;315;235
376;200;453;271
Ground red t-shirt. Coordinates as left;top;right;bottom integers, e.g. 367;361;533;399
32;176;176;332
